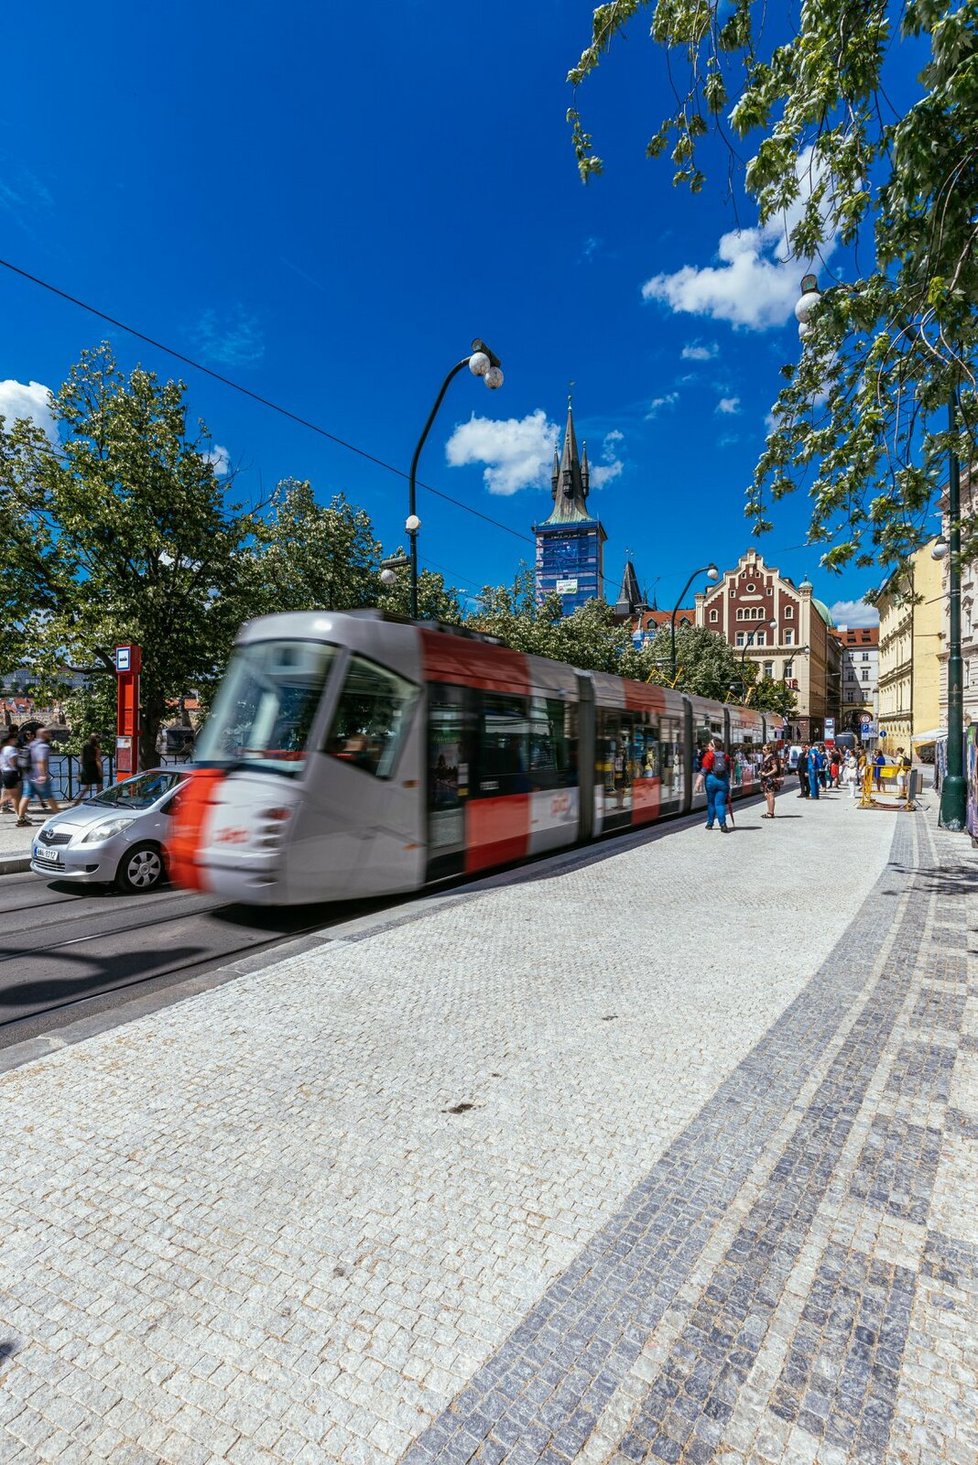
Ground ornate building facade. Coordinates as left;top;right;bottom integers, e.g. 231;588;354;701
694;549;838;741
533;401;606;613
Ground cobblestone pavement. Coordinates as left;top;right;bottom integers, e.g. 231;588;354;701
1;789;976;1464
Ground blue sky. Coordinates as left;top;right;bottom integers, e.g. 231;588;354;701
1;2;925;628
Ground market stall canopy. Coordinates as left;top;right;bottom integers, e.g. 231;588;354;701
911;728;946;743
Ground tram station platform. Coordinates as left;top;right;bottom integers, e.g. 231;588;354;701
2;782;977;1465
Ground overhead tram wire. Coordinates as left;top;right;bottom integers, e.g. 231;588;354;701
0;256;529;548
0;256;627;603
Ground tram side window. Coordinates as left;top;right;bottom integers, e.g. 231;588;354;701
527;695;578;790
694;725;711;773
478;693;530;796
428;685;471;811
657;714;681;796
325;656;419;778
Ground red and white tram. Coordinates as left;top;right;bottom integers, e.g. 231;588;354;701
170;611;783;905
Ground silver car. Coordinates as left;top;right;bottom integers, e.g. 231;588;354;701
30;768;189;892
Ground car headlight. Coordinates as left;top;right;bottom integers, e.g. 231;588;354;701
81;817;136;844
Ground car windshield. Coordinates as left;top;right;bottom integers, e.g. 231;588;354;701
194;639;338;776
88;770;182;809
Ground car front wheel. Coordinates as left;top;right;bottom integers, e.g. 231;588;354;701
116;843;165;893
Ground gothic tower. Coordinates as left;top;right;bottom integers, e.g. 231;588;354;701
533;399;607;612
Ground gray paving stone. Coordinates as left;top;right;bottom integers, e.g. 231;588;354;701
2;796;976;1463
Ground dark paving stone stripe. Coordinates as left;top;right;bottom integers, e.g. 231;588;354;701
909;985;968;1035
884;1039;956;1106
946;1105;978;1139
614;826;931;1465
400;823;918;1465
768;1242;914;1463
922;1229;978;1290
848;1115;942;1227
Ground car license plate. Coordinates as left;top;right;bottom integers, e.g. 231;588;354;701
34;845;62;865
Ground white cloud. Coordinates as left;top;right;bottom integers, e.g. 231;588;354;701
717;433;740;449
681;341;718;361
0;379;58;442
646;392;679;419
193;306;265;367
445;409;558;496
204;443;230;475
642;146;835;330
590;430;625;488
828;599;879;628
716;396;741;415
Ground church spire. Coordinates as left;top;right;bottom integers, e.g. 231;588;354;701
541;399;591;524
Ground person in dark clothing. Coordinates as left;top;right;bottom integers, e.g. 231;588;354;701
797;743;810;798
76;733;104;803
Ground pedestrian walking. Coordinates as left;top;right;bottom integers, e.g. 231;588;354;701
16;728;61;826
797;742;810;798
808;742;824;799
895;746;911;797
0;729;21;813
873;749;886;790
759;743;783;818
829;749;840;787
76;732;104;803
700;737;731;832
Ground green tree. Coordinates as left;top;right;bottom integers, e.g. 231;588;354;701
250;479;383;614
376;561;466;624
567;2;978;570
61;676;117;755
648;623;747;700
748;675;798;718
0;344;254;768
469;568;642;672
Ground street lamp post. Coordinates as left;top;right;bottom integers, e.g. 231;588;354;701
733;619;777;700
933;392;966;828
670;563;719;681
407;339;503;620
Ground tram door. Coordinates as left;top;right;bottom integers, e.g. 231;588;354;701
426;683;473;883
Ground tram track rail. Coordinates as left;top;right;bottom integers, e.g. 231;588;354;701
0;872;388;1049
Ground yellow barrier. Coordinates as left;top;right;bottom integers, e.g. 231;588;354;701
858;766;916;812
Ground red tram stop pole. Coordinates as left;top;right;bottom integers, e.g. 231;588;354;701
114;644;141;782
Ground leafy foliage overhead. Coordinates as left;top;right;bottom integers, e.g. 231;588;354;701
567;2;978;572
0;344;254;765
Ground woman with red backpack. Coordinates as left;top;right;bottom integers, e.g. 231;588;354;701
700;737;731;832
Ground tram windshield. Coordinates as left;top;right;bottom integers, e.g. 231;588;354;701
195;640;338;776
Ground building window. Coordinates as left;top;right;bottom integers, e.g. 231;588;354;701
736;632;745;647
784;662;794;679
709;608;718;623
746;582;756;592
766;586;773;595
762;661;774;679
755;632;766;647
862;652;869;661
785;605;794;619
861;669;870;682
785;629;794;646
